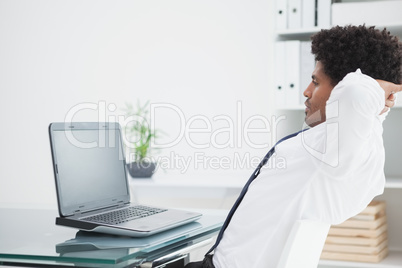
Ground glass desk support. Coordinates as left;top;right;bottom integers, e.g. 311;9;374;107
0;208;225;267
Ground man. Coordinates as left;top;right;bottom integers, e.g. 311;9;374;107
186;25;402;268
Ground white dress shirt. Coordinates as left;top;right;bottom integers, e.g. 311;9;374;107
213;69;387;268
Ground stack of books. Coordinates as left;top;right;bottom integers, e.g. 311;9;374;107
321;201;388;263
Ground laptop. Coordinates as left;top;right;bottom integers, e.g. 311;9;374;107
49;122;202;237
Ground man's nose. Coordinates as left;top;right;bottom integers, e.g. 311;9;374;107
303;82;313;98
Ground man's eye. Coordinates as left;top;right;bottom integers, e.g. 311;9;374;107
312;80;318;86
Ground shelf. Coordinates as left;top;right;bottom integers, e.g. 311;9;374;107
319;249;402;268
276;23;402;35
276;27;321;37
385;177;402;189
276;23;402;39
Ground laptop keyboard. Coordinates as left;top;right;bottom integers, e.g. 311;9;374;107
82;205;167;225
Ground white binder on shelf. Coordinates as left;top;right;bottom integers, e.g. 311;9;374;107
275;41;286;108
275;41;315;109
317;0;331;28
300;41;315;105
332;0;402;26
302;0;316;28
288;0;302;29
276;0;288;30
285;41;301;107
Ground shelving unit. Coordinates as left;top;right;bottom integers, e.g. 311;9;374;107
273;1;402;267
317;183;402;268
319;250;402;268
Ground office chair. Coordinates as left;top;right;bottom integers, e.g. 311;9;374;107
276;220;330;268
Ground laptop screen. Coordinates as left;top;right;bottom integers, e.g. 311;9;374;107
50;123;130;216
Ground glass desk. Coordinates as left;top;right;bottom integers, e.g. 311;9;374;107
0;208;225;267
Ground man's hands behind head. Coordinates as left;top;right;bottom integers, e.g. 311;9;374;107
376;80;402;115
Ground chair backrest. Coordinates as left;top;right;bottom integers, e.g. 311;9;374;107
276;220;330;268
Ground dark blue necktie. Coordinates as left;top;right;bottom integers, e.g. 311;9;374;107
206;129;306;255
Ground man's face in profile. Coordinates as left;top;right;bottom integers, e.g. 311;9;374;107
303;61;335;127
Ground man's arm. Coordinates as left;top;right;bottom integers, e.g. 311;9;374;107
310;71;385;179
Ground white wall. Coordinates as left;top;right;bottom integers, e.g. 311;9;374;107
0;0;276;207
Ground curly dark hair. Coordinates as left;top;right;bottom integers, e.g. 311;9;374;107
311;25;402;85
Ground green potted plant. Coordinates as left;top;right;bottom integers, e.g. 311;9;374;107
122;101;159;178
